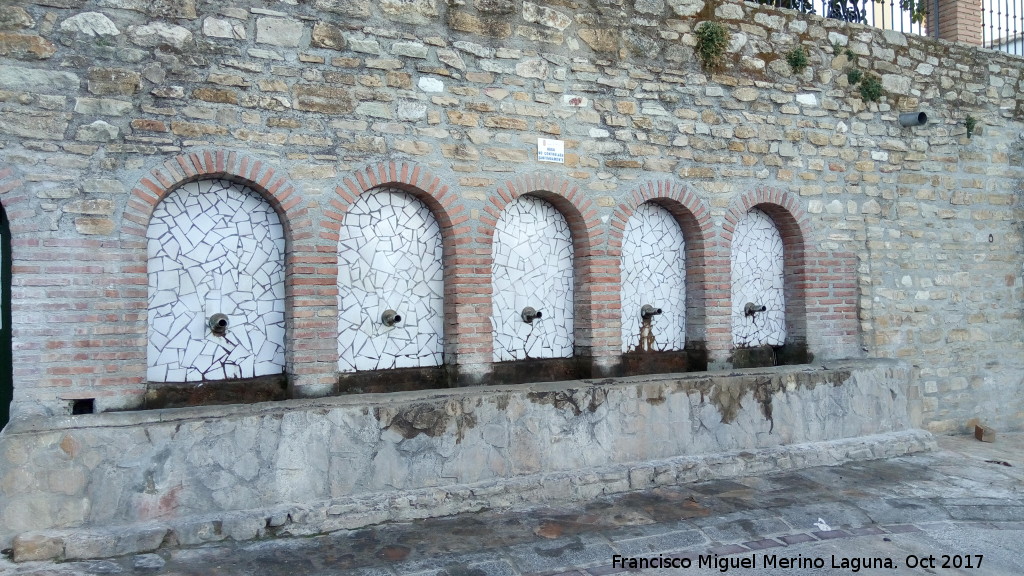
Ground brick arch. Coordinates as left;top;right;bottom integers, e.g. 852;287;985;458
326;162;470;374
610;180;716;360
0;167;32;235
122;150;310;242
123;151;313;387
478;173;607;373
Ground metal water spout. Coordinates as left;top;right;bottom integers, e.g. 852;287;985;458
744;302;767;318
640;304;663;319
381;309;401;326
521;307;542;324
208;313;229;336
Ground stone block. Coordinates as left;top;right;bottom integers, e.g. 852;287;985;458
0;65;78;92
522;1;572;30
202;17;245;40
975;425;995;443
380;0;439;24
313;0;371;17
12;533;64;562
75;120;119;141
448;11;511;38
578;28;618;52
127;23;193;49
88;67;141;95
59;12;119;36
0;6;34;30
293;84;354;114
0;113;69;139
64;199;114;215
0;32;56;60
310;21;345;50
74;217;116;235
256;17;303;48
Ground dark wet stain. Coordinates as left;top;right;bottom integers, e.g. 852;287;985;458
375;544;410;561
527;387;607;416
686;369;852;426
375;401;477;442
141;373;287;409
534;537;585;558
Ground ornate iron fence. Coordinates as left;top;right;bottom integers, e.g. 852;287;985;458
984;0;1024;54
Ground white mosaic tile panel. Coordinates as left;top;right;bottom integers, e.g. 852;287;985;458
337;188;444;371
147;180;286;382
731;208;787;347
491;195;574;361
620;203;686;353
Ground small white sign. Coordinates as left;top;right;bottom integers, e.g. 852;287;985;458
537;138;564;164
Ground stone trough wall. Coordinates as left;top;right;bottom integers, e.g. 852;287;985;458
0;0;1023;556
1;359;929;556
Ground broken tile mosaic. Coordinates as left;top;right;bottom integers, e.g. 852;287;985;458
731;208;787;347
620;202;687;353
337;187;444;371
491;195;574;362
147;180;286;382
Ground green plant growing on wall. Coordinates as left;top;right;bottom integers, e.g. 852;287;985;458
847;68;863;85
694;21;731;72
786;46;809;74
859;74;883;102
965;115;978;138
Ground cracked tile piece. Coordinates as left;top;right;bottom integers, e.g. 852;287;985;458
491;195;574;362
147;179;286;382
337;187;444;371
731;208;786;347
620;202;686;353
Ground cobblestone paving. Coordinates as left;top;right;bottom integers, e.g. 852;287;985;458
2;434;1021;575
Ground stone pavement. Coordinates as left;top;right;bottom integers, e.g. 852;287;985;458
1;433;1021;576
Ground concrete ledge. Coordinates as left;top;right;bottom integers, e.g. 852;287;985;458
0;359;922;557
11;429;935;562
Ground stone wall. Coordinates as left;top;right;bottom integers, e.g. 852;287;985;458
0;359;928;555
0;0;1022;430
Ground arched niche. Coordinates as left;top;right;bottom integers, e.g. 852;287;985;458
147;179;287;383
731;207;787;348
337;187;444;373
491;195;574;362
620;202;687;354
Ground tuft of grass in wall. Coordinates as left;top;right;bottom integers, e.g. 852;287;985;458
859;74;883;102
786;46;809;74
965;115;978;138
846;68;862;85
694;21;731;72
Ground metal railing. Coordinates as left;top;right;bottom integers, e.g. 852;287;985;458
984;0;1024;54
750;0;939;38
751;0;1024;56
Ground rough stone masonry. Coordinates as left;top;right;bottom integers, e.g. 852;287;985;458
0;0;1021;558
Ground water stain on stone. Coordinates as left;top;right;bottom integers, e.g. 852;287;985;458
375;401;477;442
534;537;584;558
527;387;607;416
689;369;851;428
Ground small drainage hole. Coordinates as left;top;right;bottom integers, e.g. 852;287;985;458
71;399;95;415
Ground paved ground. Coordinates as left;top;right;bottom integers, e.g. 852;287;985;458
2;433;1022;576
